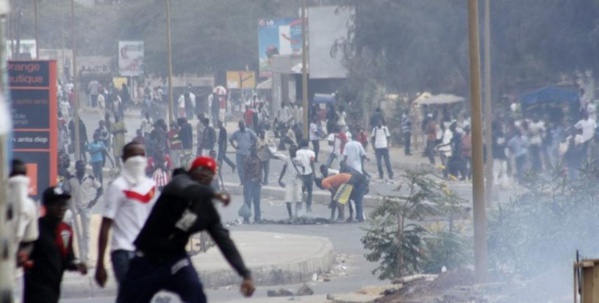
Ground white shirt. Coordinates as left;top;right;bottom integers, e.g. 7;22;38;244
295;148;316;175
283;157;303;183
103;176;157;252
528;120;545;145
337;111;347;126
64;174;101;209
328;133;342;156
309;122;320;141
343;140;366;172
59;101;71;118
8;176;38;245
371;126;390;149
575;118;597;143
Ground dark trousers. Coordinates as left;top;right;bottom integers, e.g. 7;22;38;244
236;153;247;184
529;144;542;173
262;160;270;184
91;94;98;108
311;140;320;161
374;147;394;179
302;174;314;209
515;154;527;183
425;140;436;165
243;180;262;221
111;250;135;284
218;148;236;170
117;253;207;303
350;183;367;221
91;160;103;185
403;132;411;155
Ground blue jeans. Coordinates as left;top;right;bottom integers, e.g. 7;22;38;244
117;253;207;303
375;148;394;179
350;182;368;221
236;153;247;184
91;160;104;184
111;250;135;284
243;180;262;221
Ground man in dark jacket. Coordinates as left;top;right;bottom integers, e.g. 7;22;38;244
217;120;236;171
117;157;255;303
24;187;87;303
199;118;216;156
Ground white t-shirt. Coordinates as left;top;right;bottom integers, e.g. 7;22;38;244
575;118;597;143
309;122;320;141
528;120;545;145
371;126;390;149
103;176;157;252
337;111;347;126
283;157;303;184
343;141;366;172
295;148;316;175
8;176;39;245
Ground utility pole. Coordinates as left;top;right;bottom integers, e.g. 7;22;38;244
33;0;38;59
301;0;309;140
483;0;493;206
468;0;487;282
71;0;80;161
165;0;174;125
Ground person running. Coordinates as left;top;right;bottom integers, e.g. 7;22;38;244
217;120;236;172
24;187;87;303
94;142;158;288
116;156;255;303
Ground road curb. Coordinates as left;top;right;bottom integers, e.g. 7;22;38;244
61;231;334;299
194;232;334;288
223;182;385;209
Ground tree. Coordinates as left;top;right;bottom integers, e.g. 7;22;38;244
361;171;467;280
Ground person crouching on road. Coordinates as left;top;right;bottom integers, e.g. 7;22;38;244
117;156;255;303
24;187;87;303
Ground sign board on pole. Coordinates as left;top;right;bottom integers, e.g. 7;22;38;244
226;71;256;89
9;60;58;200
258;18;303;78
118;41;144;77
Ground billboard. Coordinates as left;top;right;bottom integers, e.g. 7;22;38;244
226;71;256;89
9;60;58;200
308;6;353;79
118;41;144;77
258;18;303;78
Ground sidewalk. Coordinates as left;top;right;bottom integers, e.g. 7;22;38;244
61;215;334;299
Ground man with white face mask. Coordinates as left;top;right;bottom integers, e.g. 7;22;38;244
94;142;158;289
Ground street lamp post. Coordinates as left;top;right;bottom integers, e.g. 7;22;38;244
33;0;38;59
71;0;80;161
301;0;308;140
165;0;174;125
468;0;488;282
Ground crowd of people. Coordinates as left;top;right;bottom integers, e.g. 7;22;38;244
418;88;599;186
10;142;255;303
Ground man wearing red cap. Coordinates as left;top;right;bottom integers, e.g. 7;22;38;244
117;156;255;303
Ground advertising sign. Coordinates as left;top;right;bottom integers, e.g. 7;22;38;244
226;71;256;89
258;18;303;78
9;60;58;200
308;6;353;79
118;41;144;77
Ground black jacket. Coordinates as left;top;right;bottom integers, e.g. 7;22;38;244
134;174;251;278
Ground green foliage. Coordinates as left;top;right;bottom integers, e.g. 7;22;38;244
361;171;469;280
488;163;599;277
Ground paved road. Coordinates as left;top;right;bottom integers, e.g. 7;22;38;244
64;193;388;303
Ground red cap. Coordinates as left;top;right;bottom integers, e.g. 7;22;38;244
189;156;217;174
